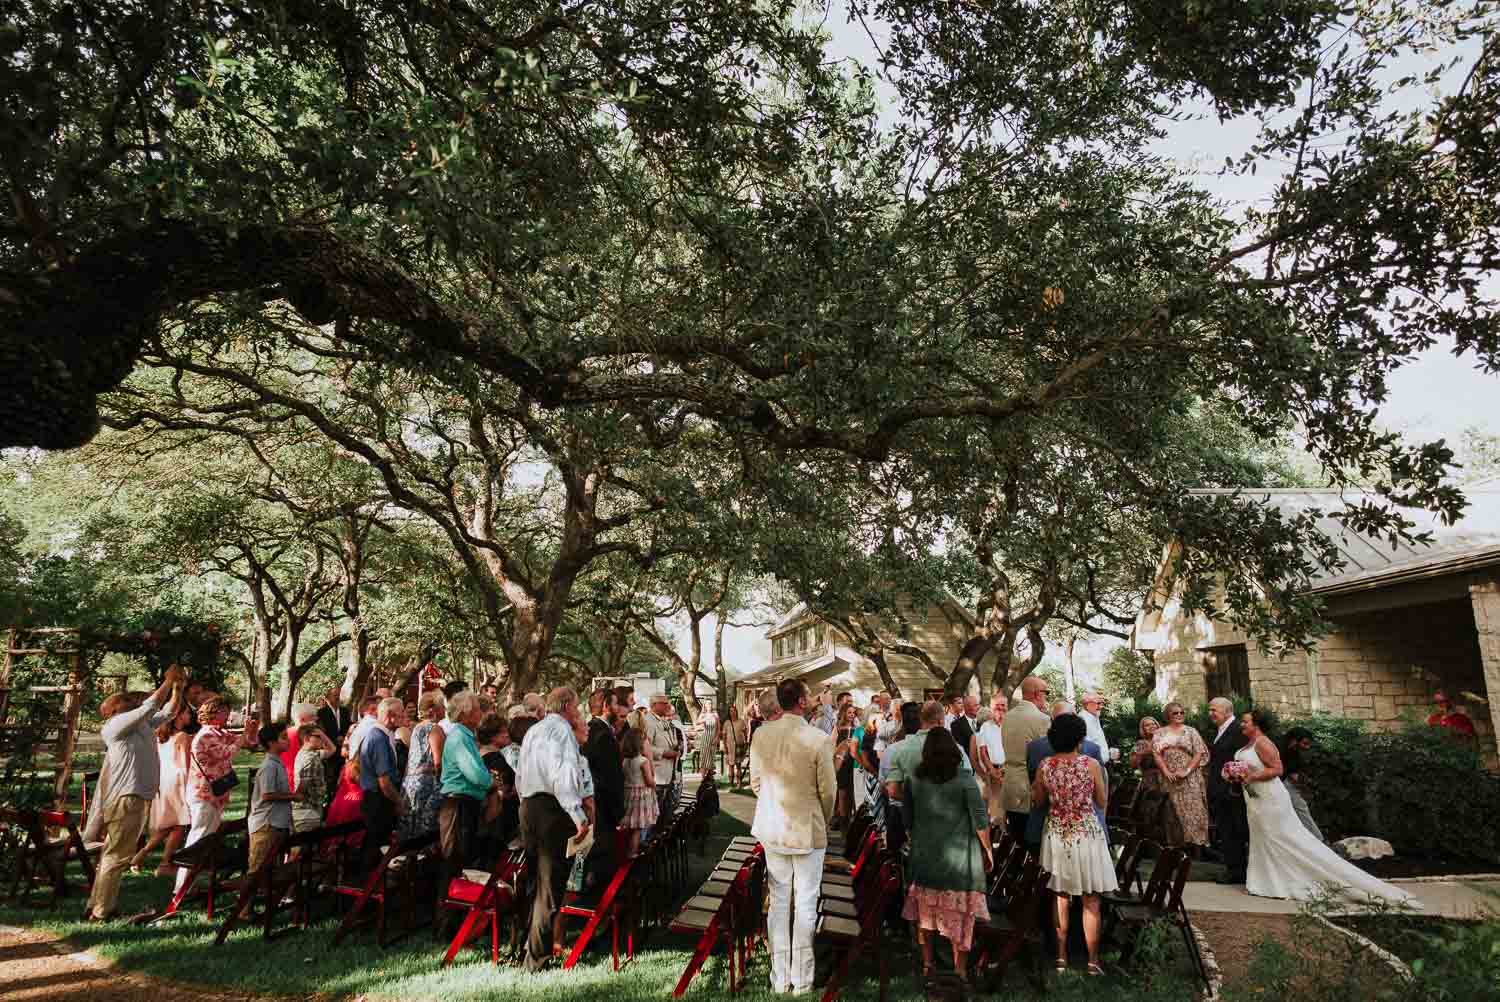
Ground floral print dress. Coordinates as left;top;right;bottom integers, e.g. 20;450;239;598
1152;725;1210;846
1039;754;1118;896
398;720;441;838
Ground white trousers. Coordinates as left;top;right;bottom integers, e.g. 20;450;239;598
175;798;225;892
764;846;825;992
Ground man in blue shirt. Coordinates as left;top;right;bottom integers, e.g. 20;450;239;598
358;697;407;874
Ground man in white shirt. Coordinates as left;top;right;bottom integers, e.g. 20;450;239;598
809;687;836;735
871;692;900;756
346;694;382;758
972;692;1008;824
750;679;835;994
516;686;591;971
1079;692;1113;763
645;693;682;817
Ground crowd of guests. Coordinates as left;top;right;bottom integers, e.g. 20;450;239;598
745;676;1124;990
82;673;712;971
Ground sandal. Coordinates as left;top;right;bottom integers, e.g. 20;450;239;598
1087;962;1104;977
1055;959;1068;972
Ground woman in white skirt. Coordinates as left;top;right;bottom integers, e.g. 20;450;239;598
1031;713;1117;976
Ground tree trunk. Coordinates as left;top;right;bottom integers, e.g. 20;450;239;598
714;617;728;717
275;621;304;720
945;633;999;699
869;648;903;700
1064;634;1077;704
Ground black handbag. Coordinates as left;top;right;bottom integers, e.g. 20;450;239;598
701;781;721;818
209;769;239;797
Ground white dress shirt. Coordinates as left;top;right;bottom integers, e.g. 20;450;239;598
1081;710;1111;761
516;712;588;827
1215;718;1233;745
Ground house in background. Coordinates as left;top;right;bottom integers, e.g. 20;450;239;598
1133;485;1500;758
731;595;985;707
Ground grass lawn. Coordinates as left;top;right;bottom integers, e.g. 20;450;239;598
1;778;1201;1002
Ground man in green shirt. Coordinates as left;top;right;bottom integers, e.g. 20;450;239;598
884;700;973;799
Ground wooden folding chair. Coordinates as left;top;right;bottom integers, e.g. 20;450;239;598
152;818;250;923
971;859;1051;990
0;808;65;905
1112;848;1202;980
38;809;101;893
817;859;901;1002
560;851;643;970
440;848;527;966
670;855;762;997
333;829;437;947
214;820;363;942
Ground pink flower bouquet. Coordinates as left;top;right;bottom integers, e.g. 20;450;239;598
1221;760;1259;797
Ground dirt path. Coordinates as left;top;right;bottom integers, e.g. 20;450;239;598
0;926;285;1002
1193;912;1296;989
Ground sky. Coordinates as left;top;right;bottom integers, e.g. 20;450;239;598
671;9;1500;678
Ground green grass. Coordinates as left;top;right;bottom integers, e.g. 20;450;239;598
0;806;1199;1002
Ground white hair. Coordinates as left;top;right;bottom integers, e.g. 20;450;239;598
291;702;318;724
1209;697;1234;714
545;686;578;715
377;696;404;721
448;690;480;720
757;688;780;718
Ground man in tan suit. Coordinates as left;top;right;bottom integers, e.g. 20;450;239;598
750;678;836;994
1000;675;1052;839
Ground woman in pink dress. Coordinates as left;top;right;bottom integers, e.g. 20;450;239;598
131;705;193;874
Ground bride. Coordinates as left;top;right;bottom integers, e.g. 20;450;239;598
1233;709;1416;908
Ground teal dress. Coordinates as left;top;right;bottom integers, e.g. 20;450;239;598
900;768;991;950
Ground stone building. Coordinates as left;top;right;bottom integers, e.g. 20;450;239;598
732;596;984;707
1133;485;1500;757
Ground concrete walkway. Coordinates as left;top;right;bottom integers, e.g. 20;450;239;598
1184;878;1500;917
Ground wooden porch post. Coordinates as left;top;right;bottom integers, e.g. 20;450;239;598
1469;574;1500;763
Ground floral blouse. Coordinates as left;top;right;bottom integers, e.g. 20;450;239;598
1040;755;1102;841
190;725;244;806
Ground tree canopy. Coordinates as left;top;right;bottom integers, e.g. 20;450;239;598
2;0;1497;701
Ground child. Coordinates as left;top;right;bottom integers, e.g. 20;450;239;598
619;727;658;857
243;722;302;916
291;723;330;834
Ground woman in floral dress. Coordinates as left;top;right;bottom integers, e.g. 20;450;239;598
1150;702;1209;847
1032;713;1117;975
177;694;258;892
901;727;992;987
398;690;446;838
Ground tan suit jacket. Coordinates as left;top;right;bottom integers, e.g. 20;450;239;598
749;713;836;851
1000;700;1051;814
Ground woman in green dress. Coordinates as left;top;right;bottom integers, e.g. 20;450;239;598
901;726;994;984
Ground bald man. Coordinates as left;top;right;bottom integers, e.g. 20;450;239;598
999;676;1052;840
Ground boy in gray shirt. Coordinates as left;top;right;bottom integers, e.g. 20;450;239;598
242;723;302;916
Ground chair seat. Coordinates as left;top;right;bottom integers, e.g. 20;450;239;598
671;908;719;932
700;879;733;896
446;877;512;905
817;914;861;938
818;898;857;918
1100;889;1139;906
1115;904;1160;923
819;883;856;901
822;871;854;886
728;837;758;848
684;894;728;912
977;913;1020;934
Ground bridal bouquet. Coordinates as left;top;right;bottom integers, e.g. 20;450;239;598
1221;761;1259;797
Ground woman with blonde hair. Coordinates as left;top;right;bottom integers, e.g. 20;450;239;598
1150;703;1209;848
398;689;447;837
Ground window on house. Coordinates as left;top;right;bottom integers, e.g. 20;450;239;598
799;628;810;653
773;637;782;659
1202;644;1251;702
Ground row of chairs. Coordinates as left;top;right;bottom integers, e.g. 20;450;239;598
0;806;101;906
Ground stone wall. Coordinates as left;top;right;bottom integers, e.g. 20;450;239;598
1143;594;1493;757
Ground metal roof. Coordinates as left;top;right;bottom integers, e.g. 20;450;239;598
1186;486;1500;594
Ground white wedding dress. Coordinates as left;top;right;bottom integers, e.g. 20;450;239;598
1237;744;1417;907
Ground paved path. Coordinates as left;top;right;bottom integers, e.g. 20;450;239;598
1185;878;1500;916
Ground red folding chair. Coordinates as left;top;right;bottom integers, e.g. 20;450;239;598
440;848;527;966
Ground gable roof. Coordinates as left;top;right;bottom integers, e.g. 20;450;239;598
1184;486;1500;595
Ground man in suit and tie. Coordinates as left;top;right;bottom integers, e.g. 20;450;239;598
316;687;351;806
583;688;627;885
1206;696;1249;884
1000;675;1053;840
